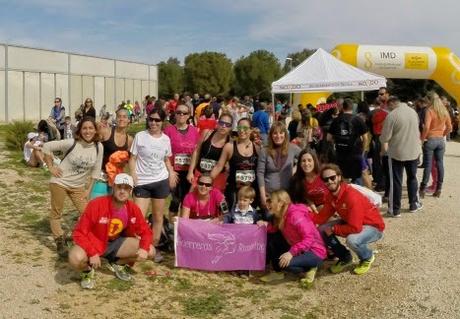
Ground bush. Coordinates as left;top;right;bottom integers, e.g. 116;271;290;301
4;121;35;151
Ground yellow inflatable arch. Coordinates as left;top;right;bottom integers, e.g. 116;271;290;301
299;44;460;106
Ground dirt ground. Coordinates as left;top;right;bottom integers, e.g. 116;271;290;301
1;140;459;319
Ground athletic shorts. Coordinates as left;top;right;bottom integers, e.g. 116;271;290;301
133;178;170;199
103;237;126;263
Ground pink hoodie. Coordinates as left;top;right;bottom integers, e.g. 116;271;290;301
281;204;327;259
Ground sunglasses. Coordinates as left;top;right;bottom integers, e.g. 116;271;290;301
54;101;60;103
175;111;189;116
321;175;338;183
237;126;250;132
218;120;232;128
148;117;162;123
198;181;212;187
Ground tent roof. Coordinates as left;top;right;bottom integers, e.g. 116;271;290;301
272;48;386;93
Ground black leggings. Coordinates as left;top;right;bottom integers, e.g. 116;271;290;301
169;171;190;214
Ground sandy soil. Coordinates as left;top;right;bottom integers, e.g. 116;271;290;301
1;141;459;319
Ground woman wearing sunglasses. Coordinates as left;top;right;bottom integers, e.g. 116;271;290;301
211;117;260;210
257;121;301;210
82;98;96;119
164;104;200;220
181;173;227;223
129;108;178;262
187;113;233;191
289;149;328;213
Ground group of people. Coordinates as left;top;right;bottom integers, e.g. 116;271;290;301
23;88;455;290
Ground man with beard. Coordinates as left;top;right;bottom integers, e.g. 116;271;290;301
311;164;385;275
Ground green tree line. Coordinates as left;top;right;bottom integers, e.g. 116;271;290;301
158;48;452;103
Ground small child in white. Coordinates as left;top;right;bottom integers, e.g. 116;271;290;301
223;186;259;224
62;116;76;139
23;132;45;167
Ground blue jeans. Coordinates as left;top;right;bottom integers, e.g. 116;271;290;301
319;220;383;261
287;251;323;274
421;137;445;190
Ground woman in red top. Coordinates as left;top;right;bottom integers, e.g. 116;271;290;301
289;149;328;213
419;92;452;198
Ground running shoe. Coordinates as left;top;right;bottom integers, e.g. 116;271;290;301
109;264;132;281
55;236;68;258
80;268;95;289
154;250;164;263
329;259;353;274
409;202;423;213
259;272;285;283
300;267;317;289
353;254;375;275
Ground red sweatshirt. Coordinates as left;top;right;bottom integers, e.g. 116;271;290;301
311;183;385;237
73;196;153;257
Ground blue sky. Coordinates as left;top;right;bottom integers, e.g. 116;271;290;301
0;0;459;65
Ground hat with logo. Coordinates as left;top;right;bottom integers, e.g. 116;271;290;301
114;173;134;188
27;132;39;140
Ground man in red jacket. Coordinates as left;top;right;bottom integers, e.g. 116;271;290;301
311;164;385;275
69;173;154;289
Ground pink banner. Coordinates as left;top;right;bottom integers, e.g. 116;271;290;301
174;218;267;271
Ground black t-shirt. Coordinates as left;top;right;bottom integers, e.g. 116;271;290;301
329;113;367;154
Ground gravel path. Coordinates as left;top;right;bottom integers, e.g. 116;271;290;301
0;141;459;318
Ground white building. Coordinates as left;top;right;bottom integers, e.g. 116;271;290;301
0;43;158;122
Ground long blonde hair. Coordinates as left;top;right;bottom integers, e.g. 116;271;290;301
428;92;449;120
270;190;292;230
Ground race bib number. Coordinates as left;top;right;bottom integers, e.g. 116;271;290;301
200;158;217;171
174;154;191;170
235;170;255;184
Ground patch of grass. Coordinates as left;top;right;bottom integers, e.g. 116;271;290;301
175;277;192;290
105;278;134;291
233;288;269;303
182;292;225;317
21;212;42;224
4;121;35;151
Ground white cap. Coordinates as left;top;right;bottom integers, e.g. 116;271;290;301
113;173;134;188
27;132;38;140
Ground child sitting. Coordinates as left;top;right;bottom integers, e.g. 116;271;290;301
62;116;76;139
23;132;45;167
223;186;259;224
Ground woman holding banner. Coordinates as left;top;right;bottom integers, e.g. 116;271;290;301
259;190;326;288
181;173;228;223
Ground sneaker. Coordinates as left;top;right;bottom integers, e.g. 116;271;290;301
154;250;164;263
409;202;423;213
80;268;95;289
432;190;441;198
330;259;353;274
353;254;375;275
386;211;401;218
382;196;389;204
55;236;68;258
259;272;285;283
109;263;132;281
300;267;317;289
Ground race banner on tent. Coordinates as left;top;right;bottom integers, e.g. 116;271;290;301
316;101;338;112
174;218;267;271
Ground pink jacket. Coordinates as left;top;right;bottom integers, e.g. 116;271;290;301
281;204;326;259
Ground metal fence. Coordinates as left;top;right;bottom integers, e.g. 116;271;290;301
0;43;158;122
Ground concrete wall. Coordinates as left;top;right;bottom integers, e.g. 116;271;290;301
0;43;158;122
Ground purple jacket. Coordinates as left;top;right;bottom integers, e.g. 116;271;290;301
281;204;327;259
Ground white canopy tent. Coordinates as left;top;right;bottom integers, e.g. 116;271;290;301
272;48;386;94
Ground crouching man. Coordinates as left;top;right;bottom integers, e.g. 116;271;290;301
69;173;154;289
312;164;385;275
